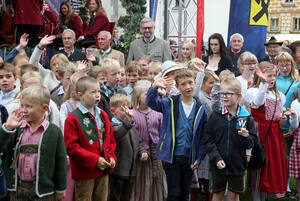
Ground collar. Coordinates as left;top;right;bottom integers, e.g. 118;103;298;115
100;47;112;55
143;36;156;44
221;105;241;116
111;117;122;125
221;104;250;117
0;87;18;96
102;82;119;90
20;118;49;130
231;49;241;54
78;103;101;117
64;48;74;57
58;85;65;95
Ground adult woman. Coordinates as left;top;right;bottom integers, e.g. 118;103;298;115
289;41;300;72
203;33;233;75
77;0;110;47
59;1;83;39
177;40;195;64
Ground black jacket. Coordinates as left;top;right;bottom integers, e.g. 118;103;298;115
203;55;234;76
202;105;257;176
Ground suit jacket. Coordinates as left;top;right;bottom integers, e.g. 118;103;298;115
58;49;86;62
12;0;43;25
92;48;125;67
228;50;245;76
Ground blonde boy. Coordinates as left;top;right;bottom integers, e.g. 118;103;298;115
87;65;107;85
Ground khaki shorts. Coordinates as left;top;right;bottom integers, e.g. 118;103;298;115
212;173;244;194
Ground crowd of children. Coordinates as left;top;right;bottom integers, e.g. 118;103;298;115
1;32;300;201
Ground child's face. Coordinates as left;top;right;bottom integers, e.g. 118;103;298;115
0;70;16;93
96;72;107;85
51;58;60;79
111;105;126;121
106;67;121;87
22;77;41;90
264;69;277;89
277;61;292;77
148;67;160;79
79;82;101;108
220;84;239;108
175;76;195;98
61;71;73;90
119;68;127;88
138;60;149;76
139;86;150;106
127;71;139;87
15;59;28;78
242;62;256;74
20;97;47;124
201;76;214;95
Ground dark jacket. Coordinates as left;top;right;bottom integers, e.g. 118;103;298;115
203;55;234;76
112;118;146;179
146;86;207;164
50;84;63;109
228;50;245;76
98;91;113;121
202;105;257;176
57;49;86;62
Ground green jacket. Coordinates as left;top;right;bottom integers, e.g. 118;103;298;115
0;123;67;197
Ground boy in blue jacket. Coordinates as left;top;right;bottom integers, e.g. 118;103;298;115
146;68;207;201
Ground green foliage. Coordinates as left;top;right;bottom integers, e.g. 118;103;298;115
79;0;89;23
117;0;147;53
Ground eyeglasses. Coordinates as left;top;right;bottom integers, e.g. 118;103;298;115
277;64;291;68
219;92;238;98
142;27;153;30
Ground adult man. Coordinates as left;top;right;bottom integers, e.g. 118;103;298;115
228;33;244;75
58;29;86;62
92;31;125;67
127;17;172;63
261;36;282;64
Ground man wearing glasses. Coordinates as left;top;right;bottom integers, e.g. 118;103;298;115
127;17;172;63
261;36;283;64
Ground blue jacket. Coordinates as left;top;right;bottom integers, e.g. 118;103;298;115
146;86;207;164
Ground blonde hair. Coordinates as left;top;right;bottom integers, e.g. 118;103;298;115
20;64;39;77
58;62;76;78
110;93;130;108
87;65;106;79
149;60;162;69
12;54;29;67
20;84;50;105
178;40;195;62
89;0;106;17
138;56;151;64
125;61;141;74
50;53;69;68
254;61;280;96
187;58;206;72
21;71;41;85
221;78;242;94
237;51;258;73
101;58;121;73
275;52;300;82
64;72;86;102
219;70;235;82
174;68;195;84
203;70;214;83
131;80;151;109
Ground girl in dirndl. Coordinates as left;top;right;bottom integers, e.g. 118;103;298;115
244;62;288;201
289;97;300;198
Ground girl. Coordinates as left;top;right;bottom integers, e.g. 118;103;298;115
138;56;151;78
236;51;258;97
177;40;195;64
244;62;287;200
59;1;83;39
203;33;233;75
12;54;29;89
131;80;167;201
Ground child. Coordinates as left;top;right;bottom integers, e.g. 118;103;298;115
244;63;288;200
202;77;257;201
148;60;162;81
119;66;127;88
131;80;167;201
12;54;29;89
51;62;77;109
236;51;258;97
64;76;117;201
124;61;140;98
187;58;206;77
147;69;207;201
109;93;148;201
0;84;67;200
100;58;126;99
87;65;107;85
0;62;19;107
138;56;150;78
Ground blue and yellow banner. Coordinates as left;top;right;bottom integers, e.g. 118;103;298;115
227;0;269;60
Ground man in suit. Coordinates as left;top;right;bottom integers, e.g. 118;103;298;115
92;30;125;67
228;33;245;75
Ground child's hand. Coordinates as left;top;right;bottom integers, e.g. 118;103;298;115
140;152;148;161
194;64;204;73
190;161;199;170
96;157;110;170
209;71;220;83
238;128;249;137
55;192;65;201
109;157;116;168
5;109;23;131
255;66;267;82
153;77;167;89
217;160;226;169
280;112;287;128
86;53;96;62
284;108;296;116
77;60;88;72
247;156;251;163
121;106;133;122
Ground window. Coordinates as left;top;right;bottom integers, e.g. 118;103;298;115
271;19;279;32
284;0;293;3
294;18;300;31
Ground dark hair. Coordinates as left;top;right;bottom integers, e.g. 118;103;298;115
208;33;228;58
289;41;300;56
59;1;74;26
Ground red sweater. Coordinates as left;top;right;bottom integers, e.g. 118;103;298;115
0;11;11;36
68;14;83;39
64;109;116;180
83;12;110;37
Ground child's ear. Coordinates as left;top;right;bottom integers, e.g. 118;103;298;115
42;104;49;112
110;107;115;115
77;91;82;98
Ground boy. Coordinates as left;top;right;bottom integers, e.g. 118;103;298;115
64;76;117;201
146;68;207;201
100;58;126;99
51;62;76;109
87;65;107;85
109;93;148;201
0;84;67;200
0;62;19;107
124;62;140;98
202;78;257;201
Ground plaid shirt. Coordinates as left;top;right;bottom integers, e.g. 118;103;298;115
101;82;123;98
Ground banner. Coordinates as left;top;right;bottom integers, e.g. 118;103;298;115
150;0;158;21
227;0;269;60
196;0;204;58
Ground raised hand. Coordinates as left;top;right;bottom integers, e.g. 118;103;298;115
209;71;220;83
5;109;23;131
152;77;167;89
38;35;56;49
77;60;88;72
121;105;133;122
255;66;267;82
86;53;96;62
19;33;29;49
